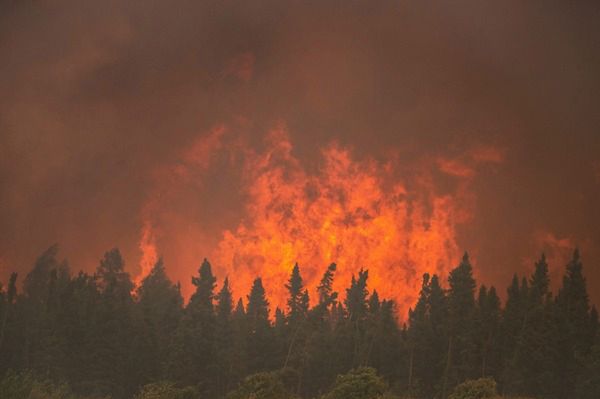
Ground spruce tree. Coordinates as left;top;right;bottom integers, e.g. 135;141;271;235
303;264;339;398
215;277;235;396
555;249;593;398
133;259;183;386
442;252;477;397
474;286;501;380
92;248;136;398
174;258;218;393
246;278;275;373
509;254;557;397
499;273;526;393
344;269;370;368
286;263;308;324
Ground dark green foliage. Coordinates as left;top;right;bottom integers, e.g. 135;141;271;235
0;371;78;399
286;263;309;324
317;263;338;307
576;333;600;399
167;258;217;394
448;377;497;399
227;372;293;399
504;255;556;397
323;367;387;399
134;259;183;386
90;248;136;398
443;253;477;396
0;246;597;399
554;249;594;398
134;381;199;399
215;277;235;396
474;285;500;380
246;278;276;373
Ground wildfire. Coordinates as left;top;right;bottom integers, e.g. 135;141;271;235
136;124;497;317
136;221;158;287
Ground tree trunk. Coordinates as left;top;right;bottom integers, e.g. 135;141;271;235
442;336;453;399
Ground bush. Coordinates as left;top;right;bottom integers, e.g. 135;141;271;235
0;371;78;399
227;372;293;399
134;382;199;399
323;367;390;399
448;378;497;399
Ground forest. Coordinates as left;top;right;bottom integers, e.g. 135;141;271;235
0;246;598;399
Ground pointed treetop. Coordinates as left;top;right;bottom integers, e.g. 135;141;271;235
189;258;217;310
234;298;246;317
317;263;338;306
247;277;269;322
216;277;233;318
286;263;307;321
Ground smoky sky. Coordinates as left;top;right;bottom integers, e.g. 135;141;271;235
1;1;599;304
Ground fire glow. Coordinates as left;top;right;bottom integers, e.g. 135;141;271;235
137;124;499;316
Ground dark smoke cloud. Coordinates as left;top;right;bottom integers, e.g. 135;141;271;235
1;1;599;303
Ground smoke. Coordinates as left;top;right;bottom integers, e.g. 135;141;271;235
1;1;600;307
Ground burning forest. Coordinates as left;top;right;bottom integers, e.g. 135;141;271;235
1;1;600;398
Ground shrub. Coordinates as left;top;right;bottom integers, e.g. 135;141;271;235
227;372;293;399
134;382;199;399
0;371;77;399
448;378;497;399
323;367;389;399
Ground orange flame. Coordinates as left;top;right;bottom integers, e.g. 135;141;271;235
136;123;499;317
136;221;158;286
212;127;463;316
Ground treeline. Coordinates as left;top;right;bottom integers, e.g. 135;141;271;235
0;245;599;399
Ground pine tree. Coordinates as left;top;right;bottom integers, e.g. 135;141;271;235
215;277;235;396
229;298;249;389
344;269;370;368
286;263;308;324
168;258;217;394
407;273;432;395
303;264;339;398
0;272;17;363
508;254;558;397
576;329;600;398
133;259;183;386
442;252;477;397
282;264;310;389
91;248;136;398
474;286;501;380
58;271;100;396
246;278;275;373
555;249;593;398
499;273;527;393
408;273;448;398
317;263;338;307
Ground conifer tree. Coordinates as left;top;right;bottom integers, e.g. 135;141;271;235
92;248;136;398
286;263;308;324
344;269;370;368
442;252;477;397
509;254;557;396
303;264;339;397
168;258;217;394
134;259;183;386
499;273;526;393
0;272;17;362
555;249;593;398
246;278;275;373
474;286;501;381
282;264;310;387
215;277;235;396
